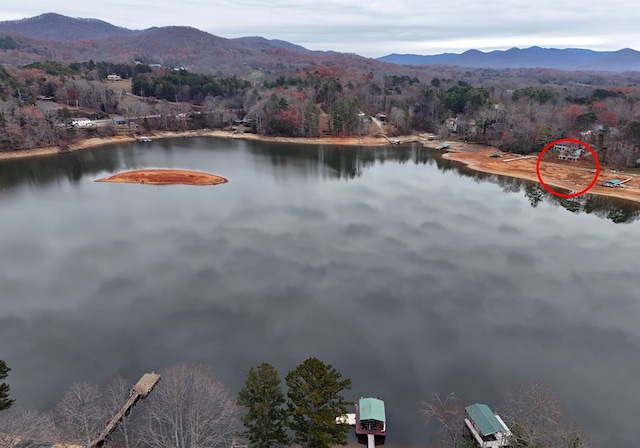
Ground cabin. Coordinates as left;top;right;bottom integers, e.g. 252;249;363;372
107;74;122;81
464;403;512;448
111;117;127;125
375;113;387;123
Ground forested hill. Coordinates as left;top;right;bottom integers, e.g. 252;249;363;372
3;14;640;74
0;13;137;40
0;13;396;75
378;47;640;72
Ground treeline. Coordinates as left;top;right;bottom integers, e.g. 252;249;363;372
0;358;353;448
1;59;640;167
131;69;251;103
0;358;594;448
422;382;591;448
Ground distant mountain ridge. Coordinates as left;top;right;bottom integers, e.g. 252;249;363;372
0;13;386;74
0;12;137;40
231;36;311;53
377;46;640;72
1;14;639;73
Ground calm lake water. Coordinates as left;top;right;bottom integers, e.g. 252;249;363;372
1;137;640;447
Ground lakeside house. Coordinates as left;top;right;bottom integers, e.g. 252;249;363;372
554;143;583;162
464;403;512;448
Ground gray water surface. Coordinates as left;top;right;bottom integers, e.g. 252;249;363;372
1;138;639;446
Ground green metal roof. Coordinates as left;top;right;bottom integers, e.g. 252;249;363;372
465;404;505;436
359;398;386;422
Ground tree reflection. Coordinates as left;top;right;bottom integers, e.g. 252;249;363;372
0;149;119;190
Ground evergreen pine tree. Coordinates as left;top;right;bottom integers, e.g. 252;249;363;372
0;360;15;410
237;363;289;448
285;357;352;448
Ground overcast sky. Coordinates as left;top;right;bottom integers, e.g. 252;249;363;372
1;1;639;57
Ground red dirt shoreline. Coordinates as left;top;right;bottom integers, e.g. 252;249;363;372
442;144;640;204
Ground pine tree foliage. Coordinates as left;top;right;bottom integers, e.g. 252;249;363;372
0;360;14;411
285;357;352;448
237;363;289;448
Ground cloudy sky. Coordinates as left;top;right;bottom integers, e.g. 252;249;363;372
1;1;639;57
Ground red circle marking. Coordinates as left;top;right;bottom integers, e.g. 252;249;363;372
535;138;600;198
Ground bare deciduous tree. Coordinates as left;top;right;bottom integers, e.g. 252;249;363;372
55;382;106;446
138;363;240;448
420;392;466;448
0;407;56;448
499;380;590;448
102;373;137;448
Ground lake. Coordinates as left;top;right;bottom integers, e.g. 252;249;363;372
1;137;639;447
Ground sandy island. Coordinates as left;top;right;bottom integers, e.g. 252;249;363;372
95;169;228;186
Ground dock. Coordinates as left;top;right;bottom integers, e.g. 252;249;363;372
381;135;400;145
137;136;152;143
502;155;536;163
602;177;632;188
87;372;161;448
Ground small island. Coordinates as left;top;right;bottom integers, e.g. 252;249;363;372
95;169;228;186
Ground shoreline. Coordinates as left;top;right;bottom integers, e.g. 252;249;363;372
2;130;640;204
442;144;640;205
0;130;419;161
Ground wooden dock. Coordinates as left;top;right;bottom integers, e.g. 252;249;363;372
87;373;160;448
502;155;536;163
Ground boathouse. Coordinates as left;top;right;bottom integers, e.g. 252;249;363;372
355;397;386;446
464;403;512;448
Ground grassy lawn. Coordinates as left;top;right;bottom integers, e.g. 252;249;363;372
246;70;264;80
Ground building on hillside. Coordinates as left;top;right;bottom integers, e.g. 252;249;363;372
107;74;122;81
558;148;583;161
464;403;512;448
375;113;387;123
554;143;583;162
447;117;458;133
70;118;92;127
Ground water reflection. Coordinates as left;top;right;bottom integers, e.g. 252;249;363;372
432;156;640;224
1;139;638;223
0;150;119;191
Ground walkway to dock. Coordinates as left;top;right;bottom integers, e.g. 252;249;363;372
87;372;161;448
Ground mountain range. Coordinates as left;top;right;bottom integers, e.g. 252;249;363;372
1;13;639;73
378;47;640;72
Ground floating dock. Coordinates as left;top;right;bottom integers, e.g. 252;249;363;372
602;177;632;188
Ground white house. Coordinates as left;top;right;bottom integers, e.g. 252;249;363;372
70;119;93;127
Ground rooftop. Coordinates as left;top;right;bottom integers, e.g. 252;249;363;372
465;403;507;436
359;397;386;422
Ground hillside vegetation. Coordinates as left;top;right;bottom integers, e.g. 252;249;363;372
1;58;640;167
